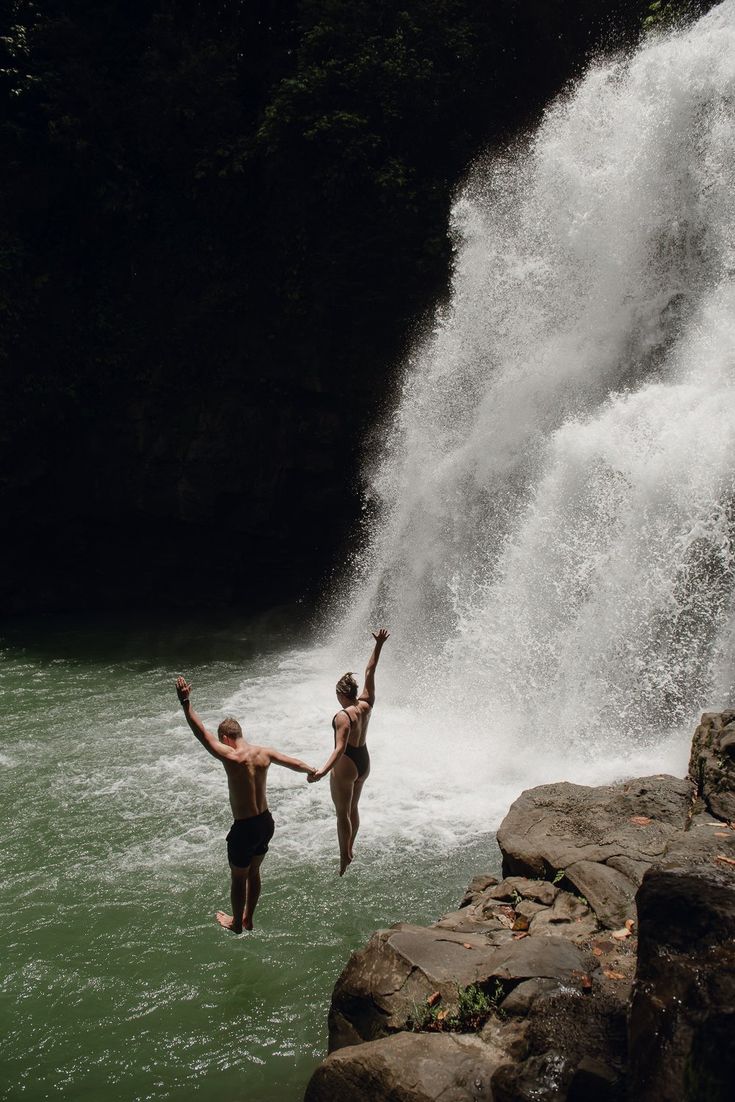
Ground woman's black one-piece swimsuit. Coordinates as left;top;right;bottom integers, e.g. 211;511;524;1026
333;708;370;779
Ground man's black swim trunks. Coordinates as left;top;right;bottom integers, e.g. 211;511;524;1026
226;809;275;869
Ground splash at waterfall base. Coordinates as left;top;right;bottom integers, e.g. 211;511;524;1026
305;713;735;1102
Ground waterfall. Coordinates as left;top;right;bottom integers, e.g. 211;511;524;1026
338;1;735;773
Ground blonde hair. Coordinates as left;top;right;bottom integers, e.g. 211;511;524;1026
336;672;358;699
218;717;242;740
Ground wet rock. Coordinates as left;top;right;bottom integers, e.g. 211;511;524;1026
515;900;547;921
328;926;595;1051
327;924;502;1051
663;809;735;865
605;855;650;886
492;1052;571;1102
689;711;735;821
493;982;628;1102
566;1055;622;1102
433;908;506;934
500;977;560;1016
628;862;735;1102
528;891;599;943
304;1031;504;1102
497;775;691;882
563;860;637;929
459;874;499;908
486;877;559;906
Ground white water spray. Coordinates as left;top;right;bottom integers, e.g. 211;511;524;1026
337;2;735;794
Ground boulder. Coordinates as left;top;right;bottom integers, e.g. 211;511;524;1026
628;862;735;1102
563;861;636;929
459;874;499;908
497;775;691;881
328;925;596;1052
485;877;559;906
689;711;735;821
304;1031;506;1102
492;981;628;1102
528;890;599;942
500;977;561;1016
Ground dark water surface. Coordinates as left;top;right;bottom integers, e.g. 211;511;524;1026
0;615;495;1101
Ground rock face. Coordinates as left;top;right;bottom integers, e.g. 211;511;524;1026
496;774;692;929
305;715;735;1102
629;861;735;1102
689;710;735;821
328;923;593;1051
305;1032;503;1102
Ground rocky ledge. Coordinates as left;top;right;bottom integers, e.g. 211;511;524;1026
305;712;735;1101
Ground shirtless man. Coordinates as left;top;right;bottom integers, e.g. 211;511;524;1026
308;629;389;875
175;676;316;933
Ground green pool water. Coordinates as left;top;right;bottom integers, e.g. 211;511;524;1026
0;614;496;1101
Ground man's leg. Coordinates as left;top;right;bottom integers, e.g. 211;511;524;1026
243;853;266;930
216;864;249;932
330;766;357;876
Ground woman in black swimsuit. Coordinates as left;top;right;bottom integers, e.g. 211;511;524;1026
309;629;389;875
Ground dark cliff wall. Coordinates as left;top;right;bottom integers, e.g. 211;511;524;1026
0;1;665;613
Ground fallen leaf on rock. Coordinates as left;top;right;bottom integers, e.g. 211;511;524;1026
512;915;530;932
625;919;635;932
715;854;735;867
462;943;474;950
714;832;730;838
603;970;626;981
512;932;529;940
427;991;441;1007
592;947;604;957
612;927;631;940
630;816;652;826
436;1009;447;1022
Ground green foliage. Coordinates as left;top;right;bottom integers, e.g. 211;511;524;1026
552;869;566;885
410;982;503;1033
643;0;712;31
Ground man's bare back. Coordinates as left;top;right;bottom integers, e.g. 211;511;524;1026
221;746;272;819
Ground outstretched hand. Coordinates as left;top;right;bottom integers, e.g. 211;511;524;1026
307;769;324;783
175;676;192;705
372;628;390;646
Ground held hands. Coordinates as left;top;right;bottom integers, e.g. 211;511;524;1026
307;769;325;783
175;676;192;706
372;628;390;647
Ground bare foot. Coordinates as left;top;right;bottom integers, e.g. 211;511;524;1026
339;855;352;876
216;910;243;933
242;914;254;931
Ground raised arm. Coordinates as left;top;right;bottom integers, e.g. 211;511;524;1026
175;676;235;762
308;712;350;782
358;628;390;705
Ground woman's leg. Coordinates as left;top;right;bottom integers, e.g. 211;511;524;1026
348;766;370;860
330;761;357;875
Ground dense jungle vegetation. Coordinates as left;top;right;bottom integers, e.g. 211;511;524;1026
0;0;699;613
